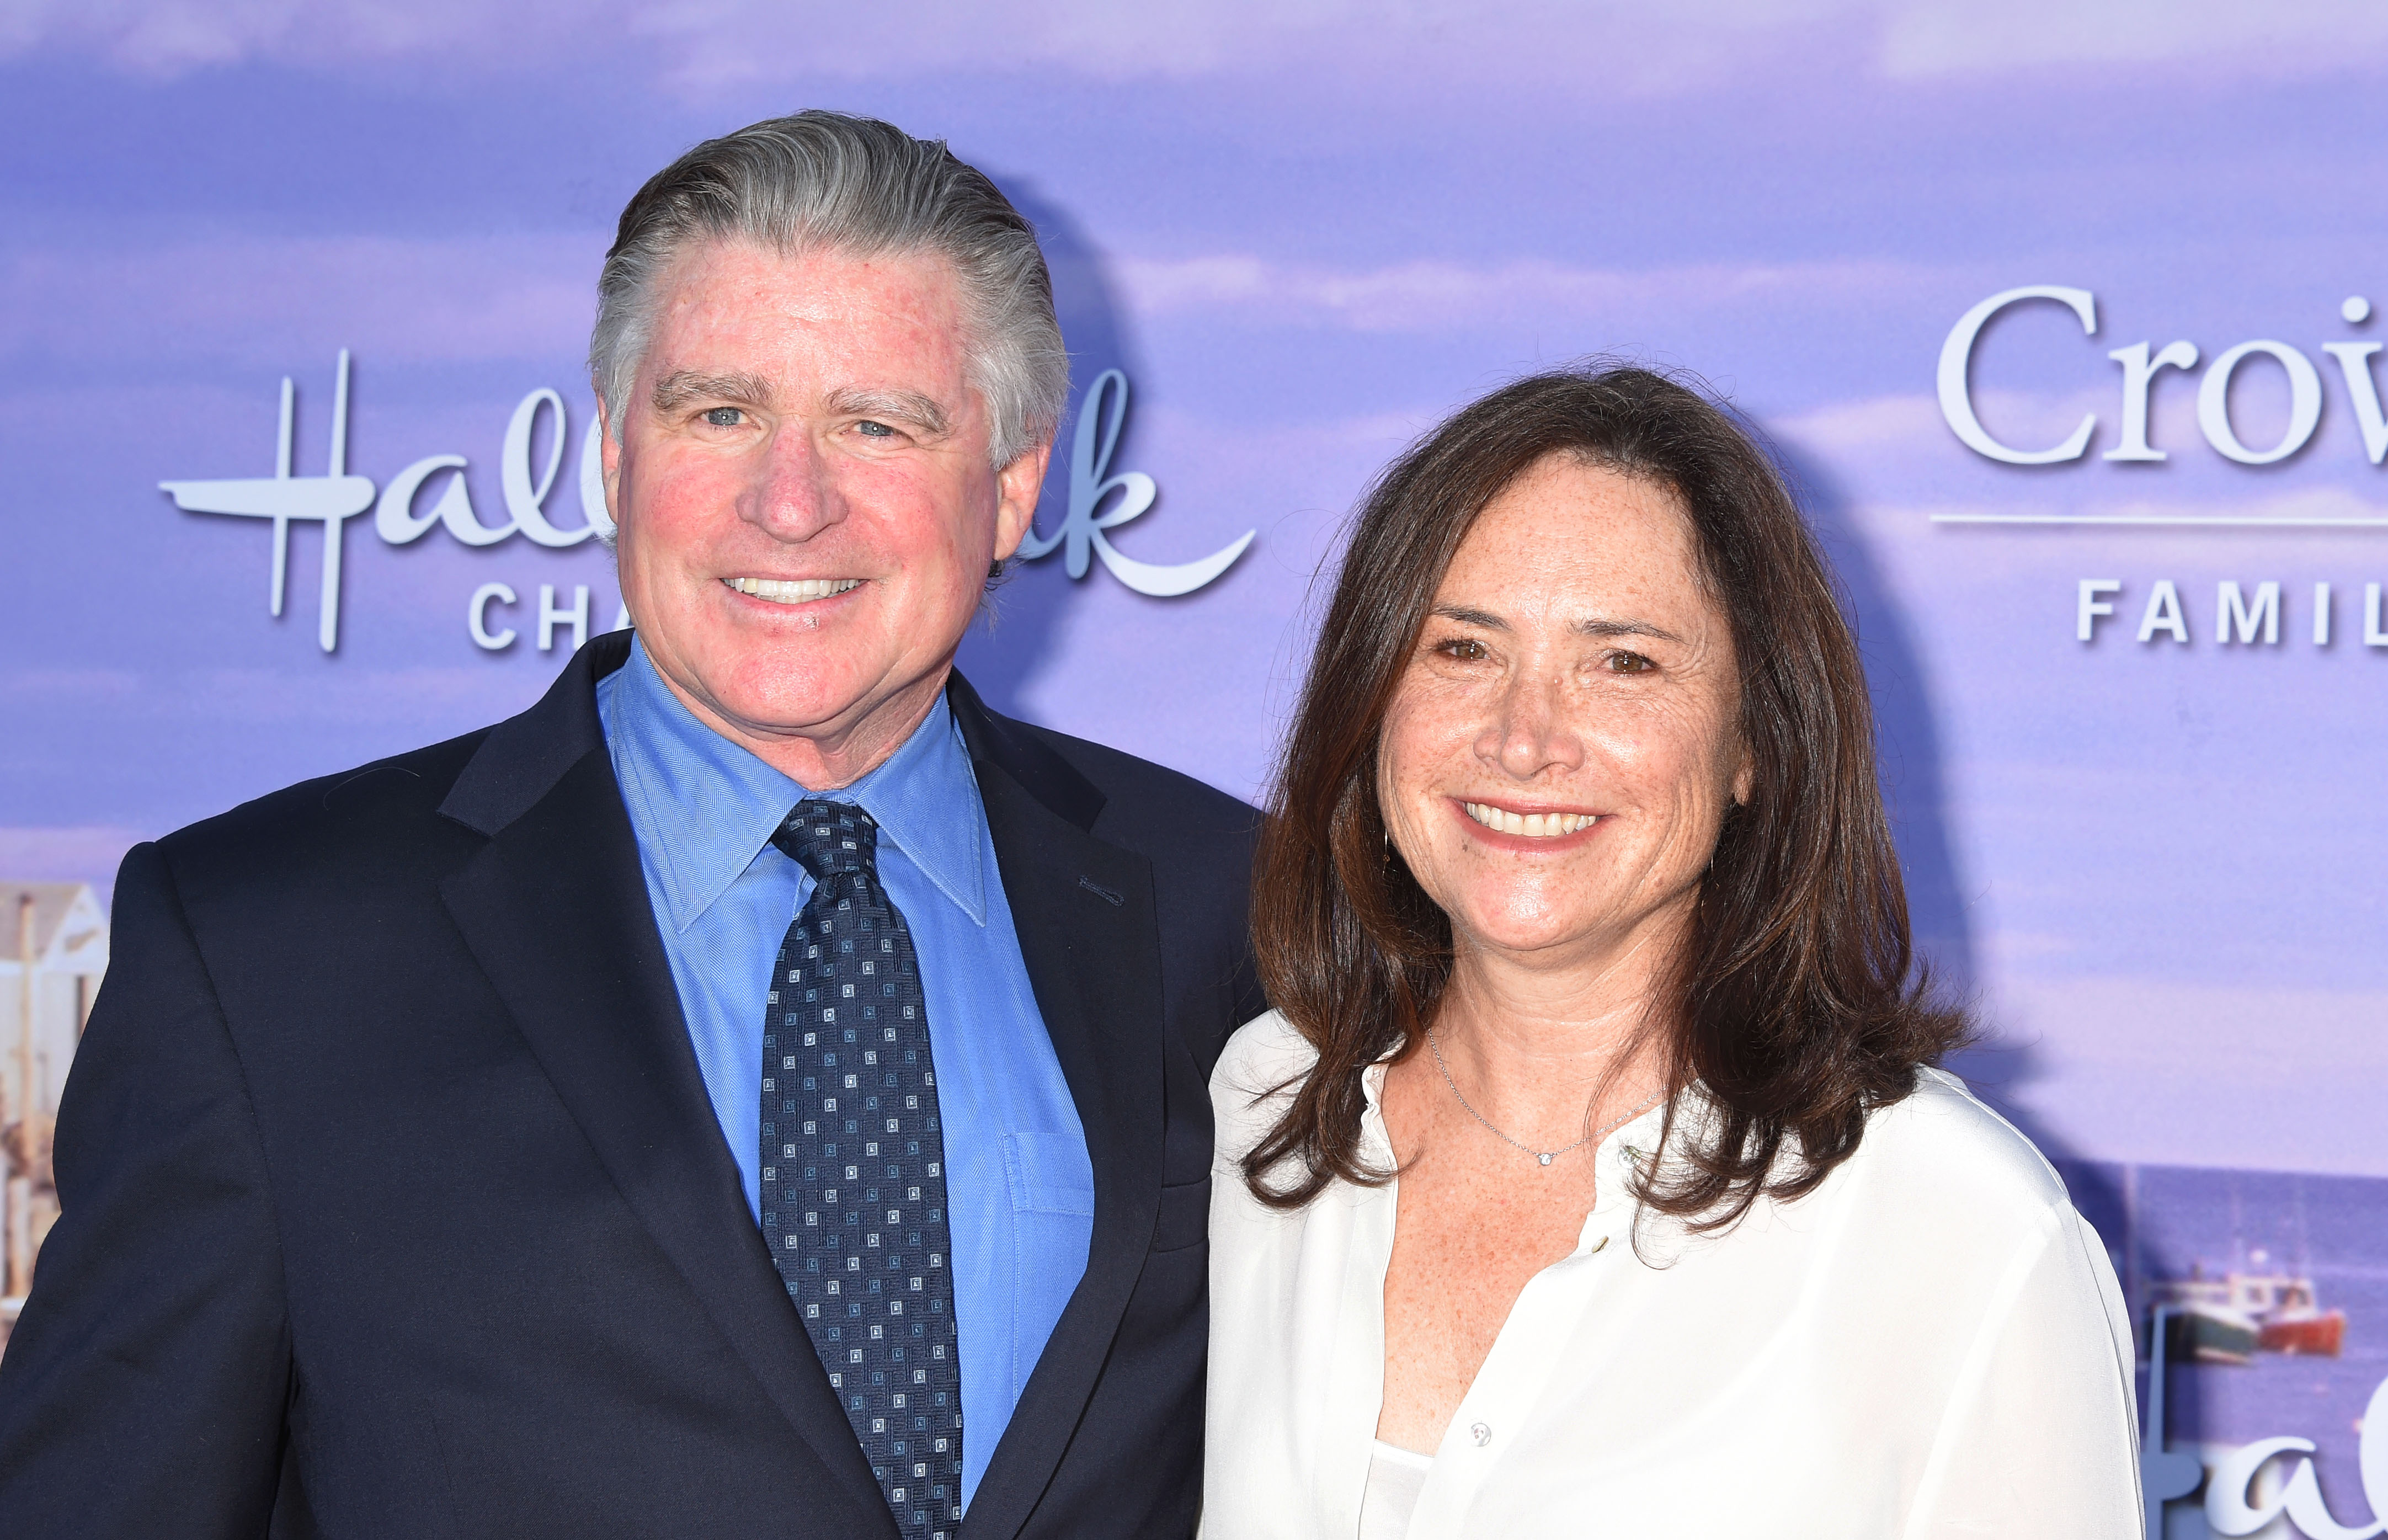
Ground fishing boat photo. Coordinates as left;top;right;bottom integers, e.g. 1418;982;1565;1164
2151;1262;2346;1365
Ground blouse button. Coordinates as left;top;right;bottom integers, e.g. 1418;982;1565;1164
1470;1421;1492;1447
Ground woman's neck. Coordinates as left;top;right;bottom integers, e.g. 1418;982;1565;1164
1427;905;1687;1137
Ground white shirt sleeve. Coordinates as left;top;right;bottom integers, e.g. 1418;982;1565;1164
1904;1202;2145;1539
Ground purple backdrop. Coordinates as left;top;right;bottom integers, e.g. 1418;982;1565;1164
5;8;2386;1533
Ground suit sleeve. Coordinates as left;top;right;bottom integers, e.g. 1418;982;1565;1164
0;841;294;1538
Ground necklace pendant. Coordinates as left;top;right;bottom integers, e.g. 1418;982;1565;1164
1537;1152;1554;1166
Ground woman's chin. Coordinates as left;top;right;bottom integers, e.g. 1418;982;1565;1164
1451;909;1618;965
1446;883;1699;971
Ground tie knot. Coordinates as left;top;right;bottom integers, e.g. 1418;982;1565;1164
770;799;878;882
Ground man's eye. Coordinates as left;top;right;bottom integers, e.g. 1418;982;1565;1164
855;419;896;438
1608;651;1655;673
702;407;744;428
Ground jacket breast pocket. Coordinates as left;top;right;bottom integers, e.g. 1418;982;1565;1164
1149;1176;1211;1254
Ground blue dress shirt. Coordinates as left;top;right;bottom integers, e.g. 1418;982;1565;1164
596;639;1092;1510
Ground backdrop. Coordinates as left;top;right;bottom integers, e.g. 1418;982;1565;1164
4;6;2385;1534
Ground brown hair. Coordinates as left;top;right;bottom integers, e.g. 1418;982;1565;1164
1245;364;1969;1228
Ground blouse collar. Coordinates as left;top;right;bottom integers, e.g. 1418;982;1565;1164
1359;1046;1695;1256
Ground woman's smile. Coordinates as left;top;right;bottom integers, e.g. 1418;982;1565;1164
1452;797;1604;843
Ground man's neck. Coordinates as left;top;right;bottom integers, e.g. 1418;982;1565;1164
648;658;952;792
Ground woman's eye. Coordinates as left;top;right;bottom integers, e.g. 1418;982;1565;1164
702;407;744;428
1607;650;1655;673
1435;637;1489;662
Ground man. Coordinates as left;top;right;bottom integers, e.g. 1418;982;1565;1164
0;113;1261;1539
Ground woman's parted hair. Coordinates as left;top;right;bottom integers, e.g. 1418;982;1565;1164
1245;364;1969;1228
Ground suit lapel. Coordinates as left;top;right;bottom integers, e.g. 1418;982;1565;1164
946;678;1168;1540
434;637;892;1530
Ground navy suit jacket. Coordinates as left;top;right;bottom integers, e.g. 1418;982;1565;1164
0;631;1262;1539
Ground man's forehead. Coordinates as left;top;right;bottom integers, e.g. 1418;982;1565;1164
643;240;973;397
659;237;962;325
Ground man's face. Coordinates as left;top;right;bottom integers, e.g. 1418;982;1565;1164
606;239;1048;782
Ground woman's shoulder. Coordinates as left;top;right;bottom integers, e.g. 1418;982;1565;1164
1843;1065;2074;1228
1209;1010;1320;1167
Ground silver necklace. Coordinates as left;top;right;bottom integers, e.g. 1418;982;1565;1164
1425;1028;1666;1168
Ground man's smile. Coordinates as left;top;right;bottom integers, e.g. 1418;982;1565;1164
722;575;863;605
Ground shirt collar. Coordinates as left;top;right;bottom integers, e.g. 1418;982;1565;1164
843;681;988;928
604;637;988;933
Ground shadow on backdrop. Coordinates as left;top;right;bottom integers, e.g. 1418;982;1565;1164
1772;443;2097;1163
953;178;1143;718
1769;447;1979;983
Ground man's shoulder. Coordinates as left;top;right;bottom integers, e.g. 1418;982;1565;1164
154;726;496;898
1016;721;1258;843
153;632;619;907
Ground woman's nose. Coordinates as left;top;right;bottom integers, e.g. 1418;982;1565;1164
1478;669;1584;780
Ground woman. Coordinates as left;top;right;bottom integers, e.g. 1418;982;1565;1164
1206;367;2140;1537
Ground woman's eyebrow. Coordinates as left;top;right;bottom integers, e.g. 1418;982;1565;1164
1577;617;1685;643
1430;605;1685;644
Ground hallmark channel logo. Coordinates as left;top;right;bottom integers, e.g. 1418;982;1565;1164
162;355;1252;654
1016;369;1254;596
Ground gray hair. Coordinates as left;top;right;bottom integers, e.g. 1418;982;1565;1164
589;111;1068;469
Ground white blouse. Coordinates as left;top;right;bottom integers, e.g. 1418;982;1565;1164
1203;1012;2143;1539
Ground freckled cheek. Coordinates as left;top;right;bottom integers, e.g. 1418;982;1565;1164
1379;703;1471;828
1396;678;1497;756
1584;697;1722;793
1647;741;1738;866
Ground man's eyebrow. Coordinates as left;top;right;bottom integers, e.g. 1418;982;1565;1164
824;386;952;438
651;370;774;414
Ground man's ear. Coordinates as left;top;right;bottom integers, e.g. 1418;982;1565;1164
990;440;1054;561
598;393;626;534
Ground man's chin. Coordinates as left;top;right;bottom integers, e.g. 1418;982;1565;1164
710;664;948;742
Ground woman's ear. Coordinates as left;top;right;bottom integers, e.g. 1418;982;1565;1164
1730;742;1755;807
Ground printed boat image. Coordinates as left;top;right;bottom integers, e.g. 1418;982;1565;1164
2261;1312;2347;1356
2152;1269;2344;1364
2163;1296;2261;1366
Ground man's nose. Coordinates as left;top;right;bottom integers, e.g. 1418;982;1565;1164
740;426;845;541
1478;667;1584;780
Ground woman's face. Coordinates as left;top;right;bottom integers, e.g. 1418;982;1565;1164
1377;454;1751;969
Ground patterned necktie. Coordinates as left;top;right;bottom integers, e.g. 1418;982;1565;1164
763;800;963;1539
